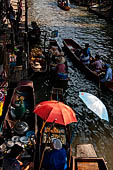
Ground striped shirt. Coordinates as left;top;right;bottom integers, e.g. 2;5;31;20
80;54;90;65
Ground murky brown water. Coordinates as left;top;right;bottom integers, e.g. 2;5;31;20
28;0;113;169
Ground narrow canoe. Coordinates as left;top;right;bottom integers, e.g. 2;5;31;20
63;38;113;92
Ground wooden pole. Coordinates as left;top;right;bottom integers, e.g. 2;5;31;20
25;0;28;32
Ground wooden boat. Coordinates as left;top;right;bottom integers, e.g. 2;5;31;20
35;120;70;170
71;144;108;170
50;87;64;101
57;0;70;11
72;157;108;170
30;47;47;73
48;40;68;88
63;38;113;92
0;80;37;169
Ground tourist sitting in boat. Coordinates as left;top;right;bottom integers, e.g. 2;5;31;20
101;64;112;82
64;0;69;6
80;49;90;65
3;144;32;170
43;138;67;170
56;56;68;79
84;43;92;57
91;54;103;73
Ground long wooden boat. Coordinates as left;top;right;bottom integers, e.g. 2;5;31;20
63;38;113;92
71;144;108;170
0;80;37;169
57;0;70;11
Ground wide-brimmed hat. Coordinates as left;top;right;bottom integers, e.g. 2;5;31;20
52;138;62;150
56;56;65;64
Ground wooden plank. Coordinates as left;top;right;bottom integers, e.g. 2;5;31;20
77;162;99;170
76;144;97;157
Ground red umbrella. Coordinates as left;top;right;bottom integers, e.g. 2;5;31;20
33;100;77;125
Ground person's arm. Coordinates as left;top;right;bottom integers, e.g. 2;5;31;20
101;70;108;82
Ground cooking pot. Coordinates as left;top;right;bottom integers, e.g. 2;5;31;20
14;121;29;135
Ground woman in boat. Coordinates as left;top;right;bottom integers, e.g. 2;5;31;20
43;138;67;170
56;56;68;80
91;54;103;73
3;144;32;170
80;49;90;65
101;64;112;82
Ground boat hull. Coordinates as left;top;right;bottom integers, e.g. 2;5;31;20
63;38;113;93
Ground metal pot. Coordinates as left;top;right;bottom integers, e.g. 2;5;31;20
14;121;29;135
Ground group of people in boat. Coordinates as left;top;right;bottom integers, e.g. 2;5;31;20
75;43;112;82
49;46;68;80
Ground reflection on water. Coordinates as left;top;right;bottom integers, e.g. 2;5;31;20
28;0;113;169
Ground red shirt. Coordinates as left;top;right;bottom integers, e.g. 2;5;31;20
56;64;66;73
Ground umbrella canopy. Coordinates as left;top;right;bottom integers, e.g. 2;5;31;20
79;92;109;122
34;100;77;125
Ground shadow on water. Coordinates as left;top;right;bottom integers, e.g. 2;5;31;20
28;0;113;169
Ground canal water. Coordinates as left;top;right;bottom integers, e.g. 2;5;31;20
28;0;113;169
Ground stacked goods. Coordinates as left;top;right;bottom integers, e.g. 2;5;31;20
30;48;43;59
45;127;59;133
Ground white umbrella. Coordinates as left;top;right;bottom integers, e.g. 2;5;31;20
79;92;109;122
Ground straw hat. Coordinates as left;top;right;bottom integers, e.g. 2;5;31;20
52;138;62;150
56;56;65;64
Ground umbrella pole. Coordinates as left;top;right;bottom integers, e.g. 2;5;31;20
39;120;56;170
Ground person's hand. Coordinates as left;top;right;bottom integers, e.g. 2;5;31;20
24;165;30;170
17;160;23;166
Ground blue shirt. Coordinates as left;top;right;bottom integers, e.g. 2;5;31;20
101;67;112;82
43;148;67;170
87;47;91;57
